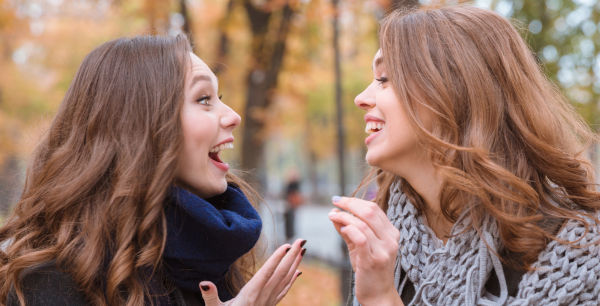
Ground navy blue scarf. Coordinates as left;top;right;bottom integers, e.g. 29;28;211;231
163;185;262;301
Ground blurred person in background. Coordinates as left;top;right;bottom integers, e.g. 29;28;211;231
0;35;305;306
283;173;304;242
329;6;600;306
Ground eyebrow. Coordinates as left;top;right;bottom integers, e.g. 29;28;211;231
190;74;213;85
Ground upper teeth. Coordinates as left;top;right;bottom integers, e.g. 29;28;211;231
210;142;234;153
365;121;384;133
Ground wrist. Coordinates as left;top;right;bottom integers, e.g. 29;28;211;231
360;288;403;306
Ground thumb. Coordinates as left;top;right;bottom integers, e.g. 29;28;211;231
199;281;223;306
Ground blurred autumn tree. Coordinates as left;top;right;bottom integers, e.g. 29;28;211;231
239;0;298;184
0;0;164;213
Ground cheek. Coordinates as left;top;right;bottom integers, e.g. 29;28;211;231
183;126;209;151
386;119;416;149
177;113;212;173
181;111;217;150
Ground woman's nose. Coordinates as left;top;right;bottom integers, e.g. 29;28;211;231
221;105;241;128
354;85;375;110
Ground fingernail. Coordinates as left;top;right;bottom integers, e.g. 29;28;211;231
300;239;307;247
332;196;341;203
301;248;306;256
201;285;209;291
298;271;302;276
285;246;291;253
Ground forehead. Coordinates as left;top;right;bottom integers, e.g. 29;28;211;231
188;52;217;84
372;49;383;70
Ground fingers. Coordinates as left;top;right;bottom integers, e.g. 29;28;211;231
332;196;400;242
264;239;305;293
328;209;378;252
276;270;302;303
199;281;223;306
329;199;400;274
278;241;305;290
330;209;356;249
338;223;370;257
239;239;306;304
249;242;293;289
330;208;344;232
332;197;388;231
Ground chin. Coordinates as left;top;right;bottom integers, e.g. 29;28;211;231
179;178;228;198
216;180;228;194
366;150;396;173
210;179;229;196
365;151;380;168
204;185;228;198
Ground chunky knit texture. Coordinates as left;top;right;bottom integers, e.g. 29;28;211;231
352;180;600;305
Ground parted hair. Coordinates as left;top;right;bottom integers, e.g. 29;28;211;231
360;6;600;270
0;35;258;305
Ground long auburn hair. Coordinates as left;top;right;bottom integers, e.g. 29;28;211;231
0;35;258;305
359;6;600;270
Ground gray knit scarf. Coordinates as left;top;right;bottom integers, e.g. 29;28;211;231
352;180;600;305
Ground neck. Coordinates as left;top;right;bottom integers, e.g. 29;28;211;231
389;155;453;242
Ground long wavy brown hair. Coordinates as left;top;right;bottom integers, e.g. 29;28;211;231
0;35;259;305
358;6;600;270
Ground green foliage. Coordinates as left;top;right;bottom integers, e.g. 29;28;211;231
495;0;600;127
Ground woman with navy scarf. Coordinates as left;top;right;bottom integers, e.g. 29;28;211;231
0;35;305;306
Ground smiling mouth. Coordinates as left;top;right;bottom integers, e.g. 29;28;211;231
208;152;222;163
365;121;384;134
209;142;233;163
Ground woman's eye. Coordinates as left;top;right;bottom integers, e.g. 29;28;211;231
196;95;211;105
375;77;388;85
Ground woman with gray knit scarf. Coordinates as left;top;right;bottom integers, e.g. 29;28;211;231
329;5;600;306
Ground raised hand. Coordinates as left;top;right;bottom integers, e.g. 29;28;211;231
199;238;306;306
328;196;403;306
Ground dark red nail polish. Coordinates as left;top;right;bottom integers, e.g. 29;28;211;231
298;271;302;276
201;285;209;291
301;248;306;256
285;247;291;253
300;239;307;247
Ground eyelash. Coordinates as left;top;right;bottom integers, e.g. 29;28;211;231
196;94;223;105
375;77;388;85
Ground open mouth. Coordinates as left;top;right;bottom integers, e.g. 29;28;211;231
364;121;384;146
209;152;223;163
209;142;234;171
365;121;384;134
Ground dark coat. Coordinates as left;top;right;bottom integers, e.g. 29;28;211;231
6;262;206;306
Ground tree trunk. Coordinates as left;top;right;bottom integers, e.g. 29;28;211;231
332;0;353;300
0;155;21;215
240;1;295;187
213;0;235;76
179;0;196;52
